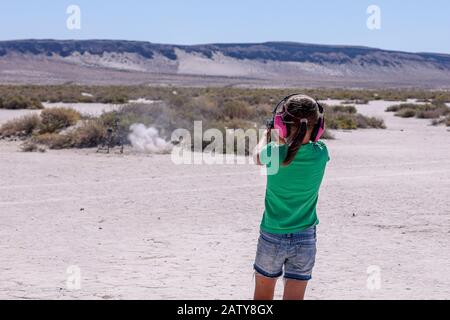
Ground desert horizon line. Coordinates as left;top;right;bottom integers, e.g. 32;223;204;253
1;38;449;56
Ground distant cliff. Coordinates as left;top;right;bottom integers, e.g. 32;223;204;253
1;39;449;88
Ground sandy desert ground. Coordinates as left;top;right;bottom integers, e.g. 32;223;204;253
0;100;449;300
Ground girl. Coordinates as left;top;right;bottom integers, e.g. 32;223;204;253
252;94;330;300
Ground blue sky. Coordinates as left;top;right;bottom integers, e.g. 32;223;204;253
0;0;449;53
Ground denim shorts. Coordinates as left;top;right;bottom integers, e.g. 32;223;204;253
253;226;317;281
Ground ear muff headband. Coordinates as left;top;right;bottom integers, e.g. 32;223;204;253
269;94;326;142
271;93;305;139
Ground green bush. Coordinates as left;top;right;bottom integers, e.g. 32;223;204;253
39;108;81;133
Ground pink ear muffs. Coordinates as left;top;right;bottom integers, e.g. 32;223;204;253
313;117;325;142
274;114;288;139
268;94;326;142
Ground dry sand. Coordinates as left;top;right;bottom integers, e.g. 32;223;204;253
0;101;449;300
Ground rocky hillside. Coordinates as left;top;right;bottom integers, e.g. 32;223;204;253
1;39;449;88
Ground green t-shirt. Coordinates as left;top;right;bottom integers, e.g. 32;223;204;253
259;141;330;234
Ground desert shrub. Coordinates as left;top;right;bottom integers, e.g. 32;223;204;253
432;96;448;107
1;85;450;106
69;120;108;148
98;94;129;104
33;133;73;149
335;116;357;130
342;100;368;105
387;103;449;120
168;94;190;108
222;100;255;120
1;86;399;151
326;113;357;130
20;141;46;153
386;105;400;112
328;105;357;114
416;109;443;119
35;119;108;149
21;141;38;152
0;96;43;110
432;115;450;127
386;103;419;113
356;114;386;129
39;108;81;133
254;104;273;120
190;96;221;120
436;116;450;127
0;114;41;137
324;104;385;130
395;108;417;118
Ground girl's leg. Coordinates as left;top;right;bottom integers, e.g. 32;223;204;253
254;273;278;300
283;279;308;300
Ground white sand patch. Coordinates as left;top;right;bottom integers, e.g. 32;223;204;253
0;101;449;299
128;98;156;104
42;103;122;117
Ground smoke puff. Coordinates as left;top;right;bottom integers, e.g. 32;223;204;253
128;124;173;154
